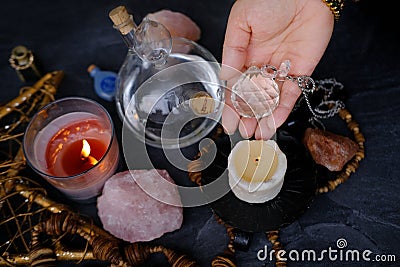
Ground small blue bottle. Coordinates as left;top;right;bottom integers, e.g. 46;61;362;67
87;64;117;102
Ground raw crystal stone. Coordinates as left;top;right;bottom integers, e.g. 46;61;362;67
231;66;280;119
303;128;358;171
146;10;201;41
97;169;183;243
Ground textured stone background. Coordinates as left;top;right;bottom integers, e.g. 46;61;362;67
1;0;399;266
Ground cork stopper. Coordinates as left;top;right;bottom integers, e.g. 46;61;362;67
189;92;215;115
109;6;135;35
87;64;97;73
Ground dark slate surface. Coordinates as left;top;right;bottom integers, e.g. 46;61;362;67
1;1;399;266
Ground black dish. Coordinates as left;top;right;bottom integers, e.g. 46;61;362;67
201;125;317;232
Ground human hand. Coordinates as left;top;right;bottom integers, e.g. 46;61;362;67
221;0;334;139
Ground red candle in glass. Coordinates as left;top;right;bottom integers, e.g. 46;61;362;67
46;120;107;177
23;97;119;202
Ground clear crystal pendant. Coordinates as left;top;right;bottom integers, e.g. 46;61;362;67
231;63;284;119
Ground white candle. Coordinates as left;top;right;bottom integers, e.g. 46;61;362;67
228;139;287;203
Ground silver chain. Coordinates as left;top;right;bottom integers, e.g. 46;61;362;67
288;76;345;120
259;63;345;121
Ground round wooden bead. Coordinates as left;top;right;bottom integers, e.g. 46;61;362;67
355;151;365;160
355;133;365;143
348;121;359;130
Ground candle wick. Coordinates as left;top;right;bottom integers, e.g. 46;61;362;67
80;139;98;165
88;155;99;165
82;155;98;165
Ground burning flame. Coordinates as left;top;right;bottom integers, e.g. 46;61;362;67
81;139;91;158
81;139;98;165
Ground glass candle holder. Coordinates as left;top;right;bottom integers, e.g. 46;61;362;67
23;97;119;202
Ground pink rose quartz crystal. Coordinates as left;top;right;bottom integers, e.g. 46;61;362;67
97;169;183;243
146;10;201;41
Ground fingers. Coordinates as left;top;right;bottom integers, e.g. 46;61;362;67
222;104;240;135
220;1;250;81
222;104;257;138
221;2;250;135
239;117;257;138
255;80;301;139
222;87;257;138
254;115;276;140
222;88;240;135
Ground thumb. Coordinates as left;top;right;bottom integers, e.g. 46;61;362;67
220;2;250;81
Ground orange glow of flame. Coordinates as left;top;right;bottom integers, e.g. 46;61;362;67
81;139;98;165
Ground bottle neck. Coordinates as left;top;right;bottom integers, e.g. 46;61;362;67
112;12;171;67
112;14;137;50
120;30;136;50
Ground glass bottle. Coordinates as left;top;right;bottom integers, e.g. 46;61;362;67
109;6;224;149
87;64;117;102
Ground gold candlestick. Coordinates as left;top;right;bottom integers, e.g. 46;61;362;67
9;45;42;82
